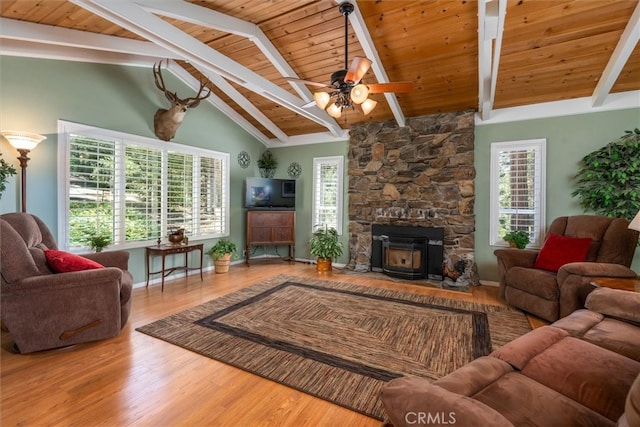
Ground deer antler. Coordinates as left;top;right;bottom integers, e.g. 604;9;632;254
183;77;211;108
153;59;177;103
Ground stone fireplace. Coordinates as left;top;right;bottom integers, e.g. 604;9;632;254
346;110;479;287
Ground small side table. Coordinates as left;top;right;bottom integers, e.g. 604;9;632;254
590;277;640;292
146;243;204;291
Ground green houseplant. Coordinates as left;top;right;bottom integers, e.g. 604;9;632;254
206;238;237;274
86;234;111;252
571;128;640;221
257;150;277;178
503;230;530;249
309;225;343;272
0;152;17;200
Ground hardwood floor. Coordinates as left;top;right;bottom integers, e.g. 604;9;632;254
1;263;539;426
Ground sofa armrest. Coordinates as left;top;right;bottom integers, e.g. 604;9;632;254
381;376;513;427
82;250;130;271
494;248;539;271
556;263;638;318
585;287;640;325
558;262;637;280
1;268;124;294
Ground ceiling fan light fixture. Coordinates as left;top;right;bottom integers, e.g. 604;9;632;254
326;103;342;119
361;98;377;115
313;91;331;110
350;84;369;104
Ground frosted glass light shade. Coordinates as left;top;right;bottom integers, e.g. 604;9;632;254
326;103;342;119
1;131;46;150
350;84;369;104
361;98;377;115
313;92;331;110
629;210;640;232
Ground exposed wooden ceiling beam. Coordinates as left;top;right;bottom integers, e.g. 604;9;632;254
168;62;273;145
70;0;345;140
0;17;272;143
592;0;640;107
0;17;171;61
136;0;316;103
478;0;507;121
345;0;407;127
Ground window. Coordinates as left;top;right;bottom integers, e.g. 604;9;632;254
58;121;229;250
312;156;344;234
490;139;546;247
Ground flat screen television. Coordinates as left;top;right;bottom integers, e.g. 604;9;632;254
245;177;296;209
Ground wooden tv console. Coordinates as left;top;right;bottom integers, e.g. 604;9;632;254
245;209;295;266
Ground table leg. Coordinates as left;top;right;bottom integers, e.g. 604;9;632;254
145;249;150;287
199;247;203;281
161;253;166;292
185;252;189;280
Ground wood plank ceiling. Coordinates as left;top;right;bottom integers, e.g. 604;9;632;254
1;0;639;146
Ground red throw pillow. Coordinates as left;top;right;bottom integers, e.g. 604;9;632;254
533;233;592;272
44;249;104;273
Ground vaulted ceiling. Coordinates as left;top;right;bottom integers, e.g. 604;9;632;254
1;0;639;146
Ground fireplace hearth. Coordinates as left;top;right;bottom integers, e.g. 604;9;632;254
372;224;443;280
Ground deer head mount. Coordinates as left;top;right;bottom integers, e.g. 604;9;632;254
152;60;212;141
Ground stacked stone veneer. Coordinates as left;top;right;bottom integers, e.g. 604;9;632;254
346;110;479;286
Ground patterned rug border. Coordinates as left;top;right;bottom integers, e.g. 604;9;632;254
136;274;531;420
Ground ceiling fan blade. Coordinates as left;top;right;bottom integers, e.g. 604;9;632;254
344;57;372;83
367;82;415;93
285;77;332;89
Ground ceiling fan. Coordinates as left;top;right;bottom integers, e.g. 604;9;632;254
286;1;414;119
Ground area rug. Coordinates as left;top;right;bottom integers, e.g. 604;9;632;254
136;275;531;420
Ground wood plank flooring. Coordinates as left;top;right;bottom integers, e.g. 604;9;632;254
1;262;541;426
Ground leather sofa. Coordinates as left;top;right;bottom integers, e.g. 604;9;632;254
0;213;133;353
494;215;638;322
380;287;640;427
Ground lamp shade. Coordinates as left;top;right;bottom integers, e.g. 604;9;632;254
1;131;46;150
360;98;377;115
629;210;640;232
326;103;342;119
313;92;331;110
350;84;369;104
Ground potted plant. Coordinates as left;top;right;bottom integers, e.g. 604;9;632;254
86;234;111;252
309;224;343;272
0;151;16;200
503;230;530;249
572;128;640;222
207;238;237;274
257;150;277;178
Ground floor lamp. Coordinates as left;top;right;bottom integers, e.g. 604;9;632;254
1;131;46;213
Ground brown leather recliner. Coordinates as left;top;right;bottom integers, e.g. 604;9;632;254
0;212;133;353
494;215;638;322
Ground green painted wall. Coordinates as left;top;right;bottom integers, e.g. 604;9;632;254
269;142;349;264
2;56;638;284
475;108;640;281
0;56;265;284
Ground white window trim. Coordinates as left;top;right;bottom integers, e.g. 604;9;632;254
490;138;546;248
57;120;230;251
312;155;344;235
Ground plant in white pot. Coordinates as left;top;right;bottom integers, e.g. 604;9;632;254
207;238;237;274
309;225;343;272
